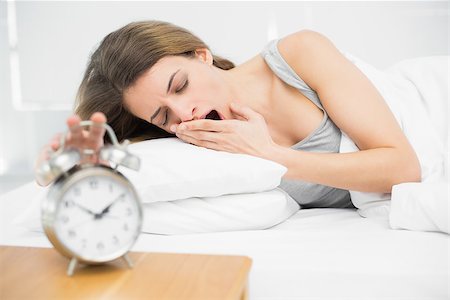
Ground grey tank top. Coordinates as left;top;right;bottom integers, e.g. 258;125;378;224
261;39;354;209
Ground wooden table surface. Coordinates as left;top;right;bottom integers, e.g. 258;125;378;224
0;246;252;300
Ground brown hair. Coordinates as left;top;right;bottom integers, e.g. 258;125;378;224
73;20;235;144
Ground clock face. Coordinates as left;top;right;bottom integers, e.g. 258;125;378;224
53;173;141;262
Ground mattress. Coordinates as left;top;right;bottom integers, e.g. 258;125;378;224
1;181;448;299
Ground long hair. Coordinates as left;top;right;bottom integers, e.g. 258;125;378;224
74;20;235;143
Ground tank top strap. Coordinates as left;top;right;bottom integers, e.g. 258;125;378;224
260;38;324;111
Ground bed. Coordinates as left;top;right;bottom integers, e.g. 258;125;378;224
2;35;449;299
1;181;448;299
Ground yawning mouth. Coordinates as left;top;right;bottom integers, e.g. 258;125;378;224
205;110;222;120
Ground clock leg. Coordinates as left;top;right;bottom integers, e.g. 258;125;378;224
67;257;78;276
122;253;134;268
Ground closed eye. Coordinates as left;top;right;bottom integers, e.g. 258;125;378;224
160;77;187;126
176;78;189;93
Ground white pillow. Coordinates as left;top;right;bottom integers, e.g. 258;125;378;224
14;185;299;235
118;138;287;203
142;188;299;235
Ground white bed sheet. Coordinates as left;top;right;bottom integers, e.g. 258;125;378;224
1;181;449;299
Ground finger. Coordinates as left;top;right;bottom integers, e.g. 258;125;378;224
87;112;106;147
176;133;223;151
50;141;59;151
176;129;218;143
229;102;261;121
50;132;63;151
91;111;107;123
177;119;232;132
66;115;82;144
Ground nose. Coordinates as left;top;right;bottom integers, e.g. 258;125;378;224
168;100;197;123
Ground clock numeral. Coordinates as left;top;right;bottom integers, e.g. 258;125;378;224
109;184;114;193
68;229;76;238
112;235;119;245
97;242;104;251
89;179;98;190
64;199;74;208
126;207;133;216
60;215;69;224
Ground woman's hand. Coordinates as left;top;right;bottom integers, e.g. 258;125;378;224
34;112;107;186
170;102;280;160
57;112;106;153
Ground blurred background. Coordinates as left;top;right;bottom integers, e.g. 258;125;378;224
0;0;449;195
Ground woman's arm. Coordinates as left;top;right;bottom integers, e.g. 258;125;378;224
270;30;421;192
269;145;417;193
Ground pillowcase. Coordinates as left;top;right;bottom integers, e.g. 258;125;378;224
14;185;299;235
142;188;299;235
117;138;287;203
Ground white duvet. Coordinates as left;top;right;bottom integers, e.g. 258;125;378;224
340;53;449;234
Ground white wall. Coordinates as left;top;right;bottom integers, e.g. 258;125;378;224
0;1;448;189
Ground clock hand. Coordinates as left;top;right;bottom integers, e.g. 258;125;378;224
98;193;126;216
73;202;96;216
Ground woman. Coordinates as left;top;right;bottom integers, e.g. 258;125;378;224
35;20;421;209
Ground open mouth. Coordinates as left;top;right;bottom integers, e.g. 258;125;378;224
205;110;222;120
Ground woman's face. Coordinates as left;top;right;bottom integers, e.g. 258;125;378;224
124;50;231;133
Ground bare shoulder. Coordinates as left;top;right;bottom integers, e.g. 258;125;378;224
277;29;336;58
277;30;345;91
278;29;330;47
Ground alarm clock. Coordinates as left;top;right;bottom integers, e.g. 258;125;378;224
36;120;143;276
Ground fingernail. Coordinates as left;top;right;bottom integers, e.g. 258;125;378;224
178;124;186;131
170;125;177;132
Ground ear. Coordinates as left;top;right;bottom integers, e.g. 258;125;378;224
194;48;213;66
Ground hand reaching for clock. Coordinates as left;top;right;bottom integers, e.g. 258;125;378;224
34;112;109;187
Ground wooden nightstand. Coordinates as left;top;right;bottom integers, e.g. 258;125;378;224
0;246;252;300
